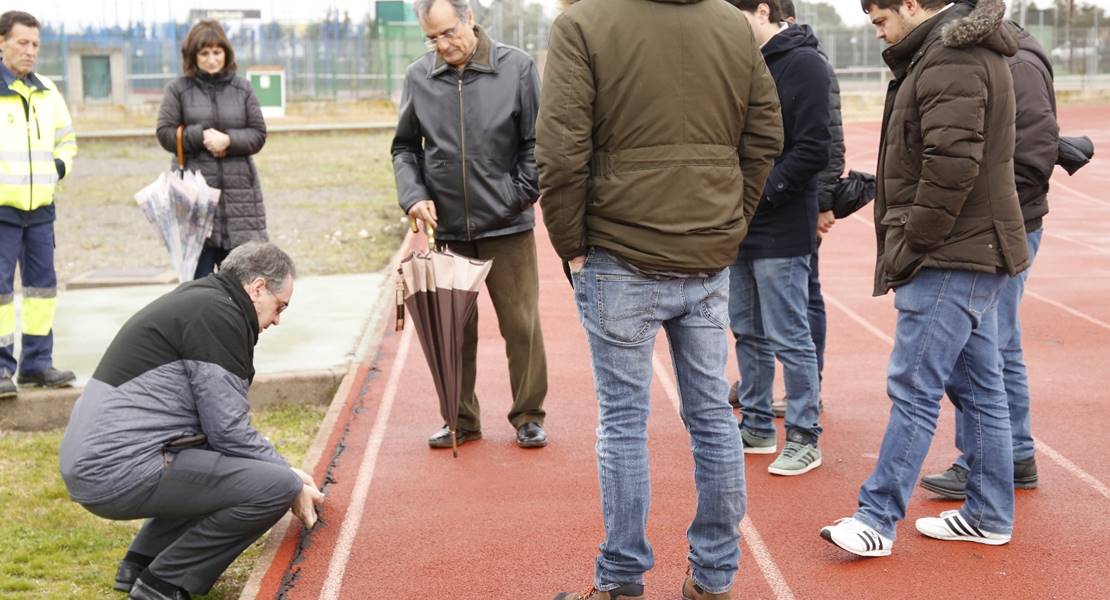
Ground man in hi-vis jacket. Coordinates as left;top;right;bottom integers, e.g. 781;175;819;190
0;10;78;397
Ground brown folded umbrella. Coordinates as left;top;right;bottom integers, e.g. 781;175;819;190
397;249;493;457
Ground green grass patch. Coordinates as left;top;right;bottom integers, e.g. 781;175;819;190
0;403;327;599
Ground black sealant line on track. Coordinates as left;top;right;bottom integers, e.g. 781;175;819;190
275;340;389;599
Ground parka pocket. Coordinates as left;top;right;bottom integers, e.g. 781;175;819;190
881;205;924;282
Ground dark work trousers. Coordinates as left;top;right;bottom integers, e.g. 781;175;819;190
0;221;57;377
194;246;231;279
82;449;301;595
442;229;548;431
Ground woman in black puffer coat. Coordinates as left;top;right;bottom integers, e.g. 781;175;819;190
156;19;268;279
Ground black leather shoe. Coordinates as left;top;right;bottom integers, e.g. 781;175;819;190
114;559;143;592
427;426;481;448
920;463;969;499
517;422;548;448
1014;456;1039;489
0;377;16;399
17;367;76;388
727;380;740;408
128;579;190;600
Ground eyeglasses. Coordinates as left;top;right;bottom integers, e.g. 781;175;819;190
424;20;464;48
266;288;289;314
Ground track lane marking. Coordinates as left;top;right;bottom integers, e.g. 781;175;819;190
321;323;414;600
824;291;1110;502
651;354;798;600
1024;289;1110;332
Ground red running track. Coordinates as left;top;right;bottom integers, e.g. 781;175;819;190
251;108;1110;599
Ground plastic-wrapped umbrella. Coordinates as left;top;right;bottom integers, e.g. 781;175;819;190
397;248;493;457
133;125;221;283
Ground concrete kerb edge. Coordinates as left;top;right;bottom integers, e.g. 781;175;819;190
0;369;346;432
238;229;416;600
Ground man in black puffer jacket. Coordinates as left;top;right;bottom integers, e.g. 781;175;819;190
61;243;323;600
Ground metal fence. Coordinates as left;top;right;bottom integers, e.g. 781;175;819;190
34;15;1110;105
36;11;549;104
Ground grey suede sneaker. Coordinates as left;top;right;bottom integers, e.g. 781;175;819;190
768;431;821;476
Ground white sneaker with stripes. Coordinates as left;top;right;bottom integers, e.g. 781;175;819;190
915;509;1011;545
819;517;893;557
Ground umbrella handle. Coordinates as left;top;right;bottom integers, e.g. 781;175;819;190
175;125;185;170
395;277;405;332
406;216;436;249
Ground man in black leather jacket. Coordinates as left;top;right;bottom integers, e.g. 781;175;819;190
392;0;548;449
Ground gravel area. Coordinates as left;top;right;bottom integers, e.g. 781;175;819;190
53;131;405;284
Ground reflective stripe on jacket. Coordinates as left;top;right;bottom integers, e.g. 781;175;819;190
0;72;76;211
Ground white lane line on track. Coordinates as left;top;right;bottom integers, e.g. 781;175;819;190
1044;230;1110;257
1035;440;1110;500
1051;179;1110;209
321;323;414;600
651;355;798;600
824;291;1110;501
1024;289;1110;332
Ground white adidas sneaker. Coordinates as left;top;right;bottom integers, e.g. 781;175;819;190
915;510;1011;545
820;517;893;557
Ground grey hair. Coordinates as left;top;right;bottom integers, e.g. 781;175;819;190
413;0;470;22
219;242;297;294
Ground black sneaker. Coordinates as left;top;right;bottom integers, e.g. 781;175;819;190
114;559;144;592
0;376;16;399
128;579;190;600
1014;456;1039;489
920;463;969;500
17;367;76;388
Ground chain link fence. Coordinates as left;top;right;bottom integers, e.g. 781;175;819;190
33;10;1110;107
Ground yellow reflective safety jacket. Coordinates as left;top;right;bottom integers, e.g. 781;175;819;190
0;68;76;212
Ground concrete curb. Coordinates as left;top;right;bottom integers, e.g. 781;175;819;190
237;230;415;600
0;368;346;432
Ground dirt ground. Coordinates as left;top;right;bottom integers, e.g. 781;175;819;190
53;130;405;284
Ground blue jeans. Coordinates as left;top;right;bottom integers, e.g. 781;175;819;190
955;228;1043;468
808;247;827;378
573;248;745;594
729;255;822;442
855;269;1014;540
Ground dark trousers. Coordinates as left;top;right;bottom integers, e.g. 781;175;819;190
807;245;826;378
0;221;56;376
443;230;548;430
83;450;301;595
194;246;231;279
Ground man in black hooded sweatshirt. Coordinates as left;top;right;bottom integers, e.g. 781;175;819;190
726;0;830;476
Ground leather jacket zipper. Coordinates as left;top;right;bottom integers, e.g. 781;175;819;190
459;74;472;241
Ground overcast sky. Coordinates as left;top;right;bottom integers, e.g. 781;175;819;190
9;0;1110;29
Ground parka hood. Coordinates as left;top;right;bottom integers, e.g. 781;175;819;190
941;0;1017;56
762;23;821;60
1010;21;1054;75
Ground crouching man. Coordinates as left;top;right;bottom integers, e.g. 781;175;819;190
59;242;323;600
